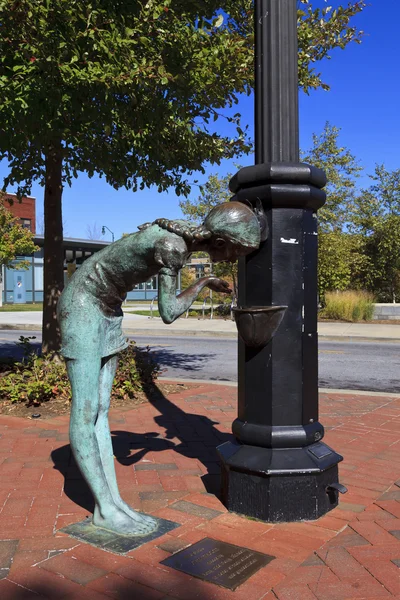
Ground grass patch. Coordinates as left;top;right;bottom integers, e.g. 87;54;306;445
0;303;43;312
131;309;160;317
322;291;375;322
129;308;212;319
124;300;204;306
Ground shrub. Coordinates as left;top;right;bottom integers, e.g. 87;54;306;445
0;336;161;406
322;291;375;322
113;342;161;400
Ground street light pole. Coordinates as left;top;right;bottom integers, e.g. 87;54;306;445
217;0;345;522
101;225;115;243
254;0;299;164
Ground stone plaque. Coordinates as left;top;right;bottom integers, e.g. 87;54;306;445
161;537;275;590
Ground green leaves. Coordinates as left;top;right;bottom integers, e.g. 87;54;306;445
180;122;400;306
0;191;38;269
303;129;400;302
301;122;362;232
180;171;235;224
318;231;367;300
350;166;400;302
0;0;366;198
0;0;368;347
297;0;366;93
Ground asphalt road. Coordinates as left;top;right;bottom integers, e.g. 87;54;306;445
1;330;399;393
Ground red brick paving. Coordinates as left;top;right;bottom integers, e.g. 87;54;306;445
0;385;399;599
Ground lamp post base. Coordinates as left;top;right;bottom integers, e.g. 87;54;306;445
217;440;345;522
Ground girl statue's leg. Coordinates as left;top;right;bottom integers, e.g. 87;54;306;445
67;357;156;535
95;354;157;532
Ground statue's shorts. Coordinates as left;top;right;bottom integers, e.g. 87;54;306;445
57;290;129;360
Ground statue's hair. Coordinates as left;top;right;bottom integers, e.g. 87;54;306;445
204;202;260;248
138;202;261;249
138;219;212;243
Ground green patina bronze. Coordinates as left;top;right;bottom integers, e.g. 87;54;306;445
57;202;262;536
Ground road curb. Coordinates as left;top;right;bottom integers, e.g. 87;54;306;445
0;324;42;332
318;387;400;397
0;324;238;338
123;327;237;339
2;323;400;343
318;335;400;344
160;377;400;398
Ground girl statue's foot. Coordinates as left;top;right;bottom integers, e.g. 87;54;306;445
115;498;153;523
93;504;158;536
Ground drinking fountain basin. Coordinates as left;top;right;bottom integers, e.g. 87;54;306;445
232;305;287;348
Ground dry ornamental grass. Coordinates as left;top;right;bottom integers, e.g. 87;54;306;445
322;290;375;322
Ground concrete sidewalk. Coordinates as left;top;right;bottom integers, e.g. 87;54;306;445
1;384;400;599
0;310;399;341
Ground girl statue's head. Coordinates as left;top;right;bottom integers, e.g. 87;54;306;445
202;201;261;263
151;201;264;264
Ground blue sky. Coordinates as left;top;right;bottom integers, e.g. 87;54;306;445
1;0;399;240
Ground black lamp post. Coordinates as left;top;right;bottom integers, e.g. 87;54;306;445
217;0;346;522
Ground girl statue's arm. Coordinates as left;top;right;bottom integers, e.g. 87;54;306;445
154;236;231;324
158;268;231;324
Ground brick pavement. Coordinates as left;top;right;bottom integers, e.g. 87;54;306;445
0;384;399;599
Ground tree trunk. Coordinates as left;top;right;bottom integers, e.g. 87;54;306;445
231;265;238;299
42;141;64;354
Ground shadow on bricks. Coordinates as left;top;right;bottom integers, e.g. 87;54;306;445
51;384;232;513
148;384;233;494
2;565;224;600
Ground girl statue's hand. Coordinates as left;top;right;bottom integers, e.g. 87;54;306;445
206;277;232;294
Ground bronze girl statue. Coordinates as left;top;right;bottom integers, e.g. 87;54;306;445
57;201;262;536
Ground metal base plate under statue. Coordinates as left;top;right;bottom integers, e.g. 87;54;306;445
217;440;344;522
60;514;180;555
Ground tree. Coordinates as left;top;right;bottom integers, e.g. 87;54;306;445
301;122;362;232
351;165;400;233
318;231;368;301
180;171;238;298
367;215;400;303
180;172;233;223
182;123;364;232
36;212;68;237
301;124;365;298
183;123;364;296
0;191;38;306
351;166;400;302
86;222;105;241
180;266;196;293
318;231;352;297
297;1;366;93
0;0;366;352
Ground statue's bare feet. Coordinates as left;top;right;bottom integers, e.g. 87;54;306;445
93;504;158;536
115;498;154;523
